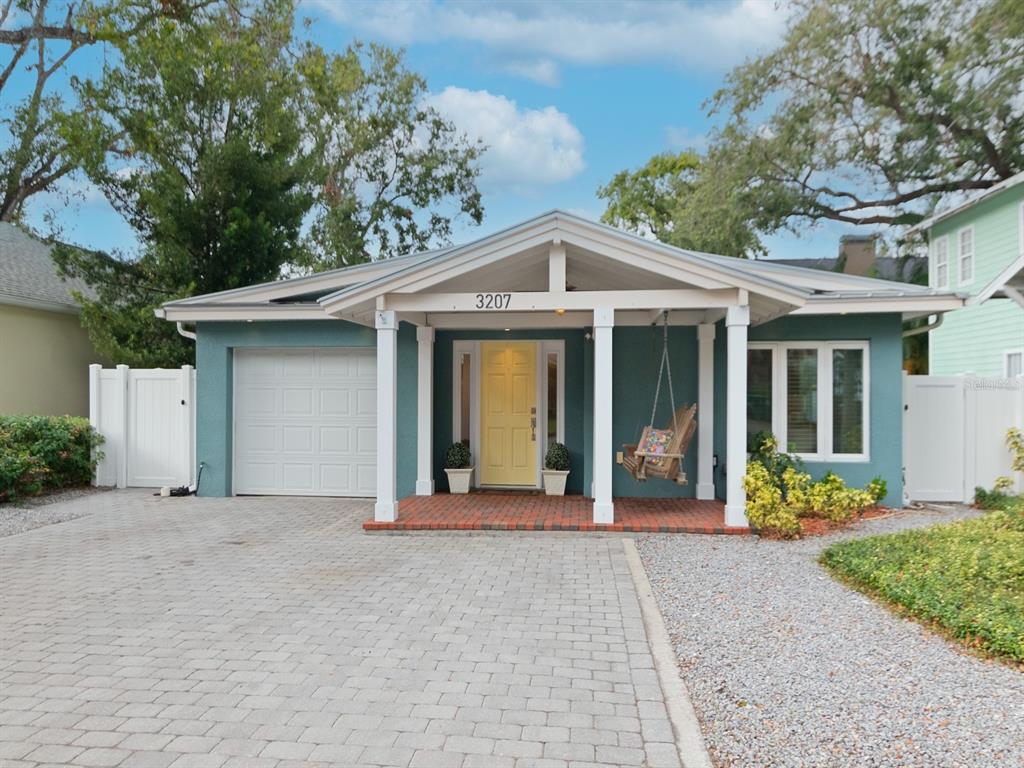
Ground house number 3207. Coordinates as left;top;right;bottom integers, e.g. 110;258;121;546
475;293;512;309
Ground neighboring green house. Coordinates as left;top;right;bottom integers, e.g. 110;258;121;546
909;172;1024;377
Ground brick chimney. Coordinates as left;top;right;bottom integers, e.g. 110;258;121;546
838;234;877;276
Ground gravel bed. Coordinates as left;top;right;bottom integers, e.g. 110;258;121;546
638;506;1024;768
0;485;113;537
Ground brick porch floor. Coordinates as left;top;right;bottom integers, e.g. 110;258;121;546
363;492;750;534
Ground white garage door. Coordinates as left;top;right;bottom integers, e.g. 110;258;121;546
233;348;376;496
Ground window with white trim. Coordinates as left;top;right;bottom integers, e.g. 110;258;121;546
933;236;949;289
1006;350;1023;379
747;341;870;460
958;226;974;285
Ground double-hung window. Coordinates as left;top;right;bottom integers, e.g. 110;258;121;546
958;227;974;286
933;236;949;289
747;341;869;461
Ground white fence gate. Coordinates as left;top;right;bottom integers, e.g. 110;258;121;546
89;364;196;489
903;374;1024;503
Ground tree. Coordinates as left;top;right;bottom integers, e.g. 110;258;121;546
598;150;766;257
599;0;1024;253
707;0;1024;229
296;42;483;269
51;1;485;365
55;1;311;366
0;0;213;222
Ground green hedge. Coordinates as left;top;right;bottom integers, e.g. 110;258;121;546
0;415;104;502
821;502;1024;663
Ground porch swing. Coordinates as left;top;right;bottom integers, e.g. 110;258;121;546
620;312;697;485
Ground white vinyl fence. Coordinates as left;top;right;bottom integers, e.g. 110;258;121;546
89;364;196;489
903;374;1024;503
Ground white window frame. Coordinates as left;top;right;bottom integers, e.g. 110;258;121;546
932;235;949;290
451;339;565;489
1005;349;1024;378
748;340;870;462
957;225;974;287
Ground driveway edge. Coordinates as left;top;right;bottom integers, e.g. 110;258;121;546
622;538;714;768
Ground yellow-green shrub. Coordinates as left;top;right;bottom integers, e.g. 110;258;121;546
802;472;874;522
743;461;800;538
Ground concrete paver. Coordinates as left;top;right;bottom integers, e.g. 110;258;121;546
1;490;683;767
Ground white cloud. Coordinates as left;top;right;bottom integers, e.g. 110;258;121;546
500;58;560;87
665;126;708;153
426;86;585;192
310;0;790;83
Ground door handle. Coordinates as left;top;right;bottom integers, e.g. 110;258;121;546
531;416;536;441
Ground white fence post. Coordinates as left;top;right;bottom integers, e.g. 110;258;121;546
88;364;102;487
116;364;129;489
181;364;195;487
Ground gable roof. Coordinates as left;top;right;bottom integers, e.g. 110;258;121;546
161;209;962;324
906;170;1024;234
0;223;94;313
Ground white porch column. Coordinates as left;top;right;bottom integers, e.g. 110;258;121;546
696;323;715;500
725;305;749;527
592;307;615;524
415;326;435;496
375;310;398;522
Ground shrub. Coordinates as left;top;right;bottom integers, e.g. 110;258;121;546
867;476;888;505
749;431;803;488
743;461;800;538
801;471;875;523
544;442;570;471
0;415;104;502
822;505;1024;663
1007;427;1024;474
443;441;472;469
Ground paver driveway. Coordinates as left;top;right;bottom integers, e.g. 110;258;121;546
0;491;683;768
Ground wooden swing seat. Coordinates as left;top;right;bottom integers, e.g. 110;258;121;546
622;404;697;485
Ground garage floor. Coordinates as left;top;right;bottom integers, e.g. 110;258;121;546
0;490;684;767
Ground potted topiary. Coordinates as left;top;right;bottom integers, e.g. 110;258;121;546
542;442;570;496
443;442;473;494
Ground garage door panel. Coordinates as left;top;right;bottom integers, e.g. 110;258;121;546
234;348;376;497
320;388;352;416
282;425;314;453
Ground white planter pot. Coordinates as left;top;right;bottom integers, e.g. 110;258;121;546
444;467;473;494
542;469;570;496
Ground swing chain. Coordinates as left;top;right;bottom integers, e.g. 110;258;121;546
648;311;677;430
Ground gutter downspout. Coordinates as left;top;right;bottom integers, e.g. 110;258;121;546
176;321;197;341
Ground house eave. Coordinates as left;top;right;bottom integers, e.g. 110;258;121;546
158;303;332;322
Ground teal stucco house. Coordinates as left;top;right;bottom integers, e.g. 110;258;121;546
158;212;961;527
908;171;1024;376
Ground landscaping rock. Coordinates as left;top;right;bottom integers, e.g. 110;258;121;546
638;506;1023;768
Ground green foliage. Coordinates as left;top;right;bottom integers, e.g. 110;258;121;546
597;150;764;257
707;0;1024;230
444;442;472;470
867;476;888;505
821;501;1024;663
743;461;800;538
0;415;104;501
295;43;483;270
599;0;1024;255
0;0;212;222
748;432;803;490
544;443;570;472
54;1;312;366
744;449;879;535
1007;428;1024;474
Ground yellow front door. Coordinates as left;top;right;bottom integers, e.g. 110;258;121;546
480;342;537;486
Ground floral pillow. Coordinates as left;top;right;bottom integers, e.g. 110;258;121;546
640;428;674;456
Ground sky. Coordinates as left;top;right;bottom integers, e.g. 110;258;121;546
19;0;865;261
